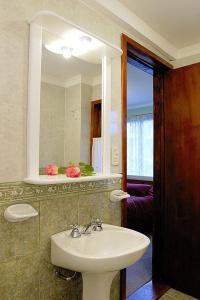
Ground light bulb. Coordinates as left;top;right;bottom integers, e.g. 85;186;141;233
61;46;73;59
79;35;92;47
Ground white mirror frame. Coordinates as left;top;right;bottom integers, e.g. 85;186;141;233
24;11;122;184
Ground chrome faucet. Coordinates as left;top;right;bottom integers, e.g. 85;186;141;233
82;218;103;234
82;222;93;234
70;218;103;238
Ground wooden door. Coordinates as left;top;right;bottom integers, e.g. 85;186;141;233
160;63;200;298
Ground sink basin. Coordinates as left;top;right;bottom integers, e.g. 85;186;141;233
51;224;149;273
51;224;150;300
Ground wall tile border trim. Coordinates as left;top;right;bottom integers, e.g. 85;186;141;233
0;178;121;205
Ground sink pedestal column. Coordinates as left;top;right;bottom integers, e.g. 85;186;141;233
82;271;118;300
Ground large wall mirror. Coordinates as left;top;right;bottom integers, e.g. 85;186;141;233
25;11;122;184
40;28;102;173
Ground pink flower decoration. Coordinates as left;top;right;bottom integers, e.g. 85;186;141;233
66;166;81;178
44;164;58;176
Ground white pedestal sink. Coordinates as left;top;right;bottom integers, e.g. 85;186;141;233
51;224;150;300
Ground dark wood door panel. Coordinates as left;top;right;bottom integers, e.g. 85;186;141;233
163;63;200;298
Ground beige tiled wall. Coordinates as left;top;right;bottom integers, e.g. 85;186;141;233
0;178;121;300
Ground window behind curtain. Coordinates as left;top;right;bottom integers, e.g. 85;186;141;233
127;113;153;177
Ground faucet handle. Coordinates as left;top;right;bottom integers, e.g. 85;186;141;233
92;217;103;231
92;217;102;224
70;224;81;238
70;224;79;229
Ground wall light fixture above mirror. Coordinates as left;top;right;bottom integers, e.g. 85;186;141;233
24;11;122;184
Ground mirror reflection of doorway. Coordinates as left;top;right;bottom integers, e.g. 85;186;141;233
126;57;153;298
90;99;102;173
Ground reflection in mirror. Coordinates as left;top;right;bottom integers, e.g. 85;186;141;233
39;29;102;175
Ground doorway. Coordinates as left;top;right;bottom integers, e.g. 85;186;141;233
126;56;153;298
121;34;172;300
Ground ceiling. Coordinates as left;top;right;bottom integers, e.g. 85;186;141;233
41;28;102;84
42;47;101;83
127;63;153;109
83;0;200;67
120;0;200;48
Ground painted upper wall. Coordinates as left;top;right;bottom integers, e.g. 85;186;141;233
0;0;172;182
40;82;65;167
0;0;120;182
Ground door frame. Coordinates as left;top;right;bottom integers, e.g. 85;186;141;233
90;99;102;164
121;34;173;300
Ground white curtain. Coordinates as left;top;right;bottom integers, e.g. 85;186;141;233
127;114;153;177
92;138;102;173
